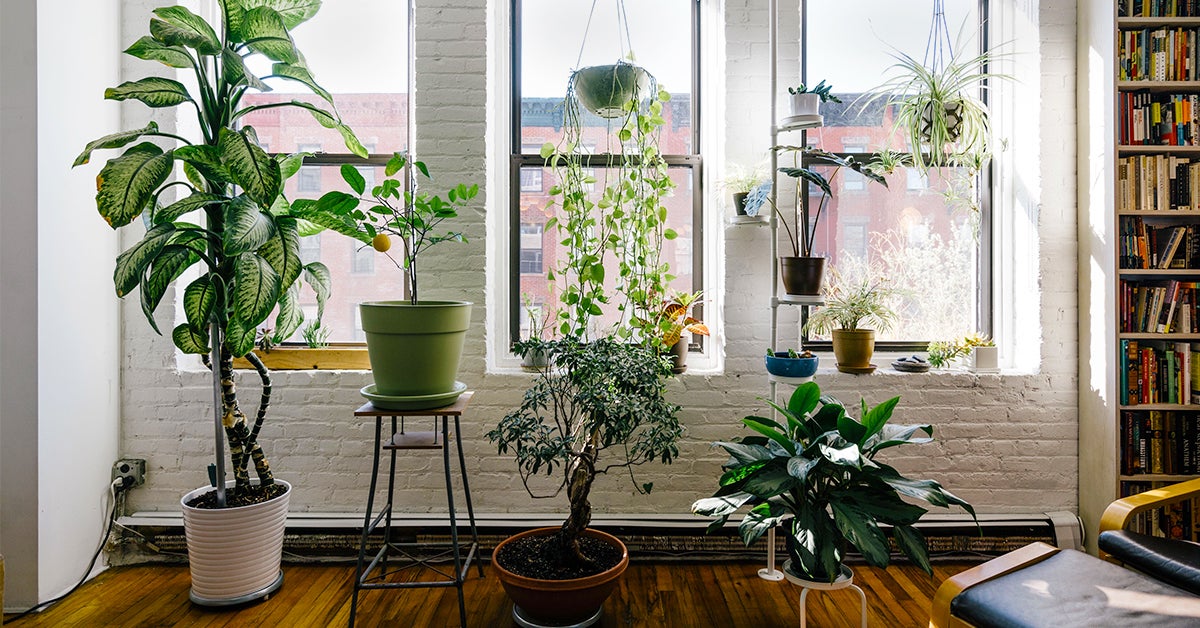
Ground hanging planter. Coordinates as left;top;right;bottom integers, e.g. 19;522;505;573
571;62;651;119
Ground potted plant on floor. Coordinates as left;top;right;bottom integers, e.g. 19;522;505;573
771;147;888;295
297;154;479;410
803;268;899;374
692;381;976;583
487;337;684;625
75;0;364;605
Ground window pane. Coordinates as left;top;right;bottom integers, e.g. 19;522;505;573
240;0;409;155
519;0;693;153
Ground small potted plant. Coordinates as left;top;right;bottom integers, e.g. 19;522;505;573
692;381;976;583
639;290;709;374
770;147;888;295
926;333;994;371
487;337;684;625
519;293;552;369
298;155;479;409
723;163;768;216
764;348;819;379
786;79;841;119
803;268;899;373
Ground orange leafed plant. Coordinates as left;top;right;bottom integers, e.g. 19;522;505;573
659;291;709;348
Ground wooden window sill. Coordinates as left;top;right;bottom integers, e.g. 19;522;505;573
232;345;371;371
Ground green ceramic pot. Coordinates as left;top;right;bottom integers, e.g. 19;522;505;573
572;63;651;119
359;301;472;399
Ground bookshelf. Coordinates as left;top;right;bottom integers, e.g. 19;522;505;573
1110;0;1200;542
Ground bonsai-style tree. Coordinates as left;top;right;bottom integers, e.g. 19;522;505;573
75;0;364;506
693;381;975;582
487;337;683;567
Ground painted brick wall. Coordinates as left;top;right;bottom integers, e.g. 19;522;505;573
120;0;1079;519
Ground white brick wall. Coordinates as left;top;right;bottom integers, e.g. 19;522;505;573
119;0;1080;519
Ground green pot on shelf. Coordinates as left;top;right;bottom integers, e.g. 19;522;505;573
359;301;472;408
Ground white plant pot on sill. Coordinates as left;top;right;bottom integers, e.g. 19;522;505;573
181;479;291;605
968;346;999;373
783;93;823;127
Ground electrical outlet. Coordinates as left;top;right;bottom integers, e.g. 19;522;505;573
112;458;146;488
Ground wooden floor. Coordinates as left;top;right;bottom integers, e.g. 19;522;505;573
4;559;977;627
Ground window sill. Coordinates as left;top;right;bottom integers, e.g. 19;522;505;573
232;345;370;371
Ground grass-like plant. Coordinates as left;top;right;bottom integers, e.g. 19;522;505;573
804;268;900;335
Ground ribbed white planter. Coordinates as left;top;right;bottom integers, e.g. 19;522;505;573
181;479;291;606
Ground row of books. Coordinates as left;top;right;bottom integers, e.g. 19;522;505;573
1120;281;1200;333
1119;27;1200;81
1120;0;1200;17
1119;217;1200;268
1120;481;1195;541
1119;92;1200;146
1117;155;1200;212
1120;339;1197;404
1121;411;1200;474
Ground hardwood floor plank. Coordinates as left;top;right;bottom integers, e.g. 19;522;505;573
4;559;979;627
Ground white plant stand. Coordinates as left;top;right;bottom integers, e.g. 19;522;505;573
782;561;868;628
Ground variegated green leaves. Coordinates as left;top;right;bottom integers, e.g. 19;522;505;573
95;143;174;228
218;128;280;207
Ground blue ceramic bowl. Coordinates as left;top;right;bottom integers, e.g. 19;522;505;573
765;352;819;378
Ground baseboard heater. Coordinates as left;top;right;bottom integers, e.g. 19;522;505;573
113;510;1080;566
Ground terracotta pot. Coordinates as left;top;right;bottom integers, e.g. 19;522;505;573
780;256;826;295
668;339;688;374
831;329;876;371
181;479;291;605
493;527;629;624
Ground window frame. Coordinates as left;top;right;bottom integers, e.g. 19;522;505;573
798;0;994;353
507;0;705;348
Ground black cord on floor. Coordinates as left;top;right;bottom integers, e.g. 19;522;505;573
7;477;129;622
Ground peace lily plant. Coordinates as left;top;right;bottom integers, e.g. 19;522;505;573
77;2;363;506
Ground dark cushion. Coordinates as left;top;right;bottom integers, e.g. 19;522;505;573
1099;529;1200;596
951;548;1200;627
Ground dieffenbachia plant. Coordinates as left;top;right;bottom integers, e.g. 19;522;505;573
74;0;365;503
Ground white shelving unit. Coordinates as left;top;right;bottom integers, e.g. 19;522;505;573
759;0;824;582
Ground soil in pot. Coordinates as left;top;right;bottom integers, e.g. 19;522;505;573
185;483;287;509
495;531;622;580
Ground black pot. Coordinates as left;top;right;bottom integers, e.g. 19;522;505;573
667;339;688;374
780;256;826;295
732;192;749;216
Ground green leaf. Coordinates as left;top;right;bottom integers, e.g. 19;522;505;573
876;464;975;516
893;525;933;574
303;262;331;319
233;253;282;328
239;0;321;29
140;244;200;333
779;166;832;198
75;122;162;167
741;415;796;456
738;501;786;546
271;62;335;107
385;153;407;176
258;215;303;288
787;382;822;417
830;501;891;568
172;323;210;355
741;466;795;499
223;197;276;255
151;6;221;54
341;163;366;195
96;143;174;229
861;396;901;442
225;317;257;357
124;36;193;69
218;127;281;207
291;193;368;242
183;274;218;330
786;455;819;483
241;6;298;63
716;442;774;466
811;403;845;433
175;145;232;185
221;0;246;42
273;283;304;342
113;223;175;297
870;424;934;453
155;192;226;225
691;492;753;518
278;152;309;180
222;47;269;92
819;442;863;468
837;414;868;445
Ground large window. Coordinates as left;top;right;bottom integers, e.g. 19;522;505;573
799;0;990;349
238;0;410;344
510;0;702;343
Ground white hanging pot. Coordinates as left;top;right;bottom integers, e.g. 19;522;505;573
181;479;291;605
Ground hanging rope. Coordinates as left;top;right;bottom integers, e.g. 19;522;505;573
574;0;636;69
923;0;953;74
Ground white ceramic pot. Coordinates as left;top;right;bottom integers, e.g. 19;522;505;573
789;92;820;117
181;479;291;605
968;345;999;373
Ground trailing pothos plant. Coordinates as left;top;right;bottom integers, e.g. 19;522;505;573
541;68;678;340
296;153;479;304
692;381;976;583
75;0;365;505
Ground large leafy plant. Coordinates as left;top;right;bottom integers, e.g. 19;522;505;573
298;154;479;304
692;382;975;582
75;0;364;504
487;337;683;568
